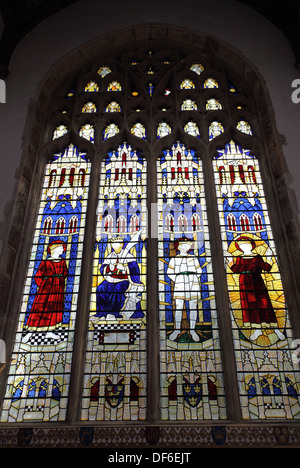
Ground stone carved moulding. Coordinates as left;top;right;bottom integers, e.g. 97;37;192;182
0;424;299;448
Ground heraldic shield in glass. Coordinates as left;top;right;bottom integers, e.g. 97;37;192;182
81;143;147;421
158;142;226;420
214;140;300;419
1;144;91;422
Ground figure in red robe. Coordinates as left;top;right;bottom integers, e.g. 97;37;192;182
22;240;68;343
229;236;285;341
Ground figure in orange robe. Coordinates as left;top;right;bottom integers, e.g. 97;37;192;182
230;254;276;325
229;236;285;341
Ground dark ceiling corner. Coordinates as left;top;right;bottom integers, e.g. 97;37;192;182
0;0;299;78
237;0;300;70
0;0;80;78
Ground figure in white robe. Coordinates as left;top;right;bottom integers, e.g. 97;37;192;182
167;239;202;342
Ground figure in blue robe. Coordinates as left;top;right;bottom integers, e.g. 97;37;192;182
95;239;144;320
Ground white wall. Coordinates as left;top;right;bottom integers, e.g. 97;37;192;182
0;0;299;230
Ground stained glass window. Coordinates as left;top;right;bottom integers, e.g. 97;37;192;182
81;143;147;421
213;140;300;419
206;99;222;110
148;83;154;98
105;101;121;113
228;82;237;94
82;102;97;113
2;43;299;430
53;124;68;140
1;145;90;422
190;63;204;75
180;79;195;90
103;123;119;139
204;78;218;89
236;121;252;135
131;123;146;139
157;122;171;139
85;81;99;92
97;66;112;78
107;81;122;92
181;99;197;111
79;124;94;143
66;88;75;99
209;121;224;140
184;121;200;138
158;142;226;420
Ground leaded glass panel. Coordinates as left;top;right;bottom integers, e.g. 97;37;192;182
81;143;147;421
1;145;90;422
158;142;226;420
213;140;300;419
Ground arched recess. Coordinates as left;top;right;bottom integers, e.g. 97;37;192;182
0;23;299;431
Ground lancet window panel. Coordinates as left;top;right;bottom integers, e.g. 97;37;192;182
213;140;300;420
157;142;226;421
1;145;91;422
81;143;147;421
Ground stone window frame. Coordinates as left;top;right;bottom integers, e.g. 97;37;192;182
0;24;299;445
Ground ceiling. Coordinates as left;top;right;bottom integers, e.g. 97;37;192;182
0;0;299;78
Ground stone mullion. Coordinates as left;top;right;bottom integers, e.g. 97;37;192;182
146;83;161;422
201;148;242;422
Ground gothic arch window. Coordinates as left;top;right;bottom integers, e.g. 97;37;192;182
1;37;300;430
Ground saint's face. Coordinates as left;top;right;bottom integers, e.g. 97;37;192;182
238;242;253;255
51;244;64;258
